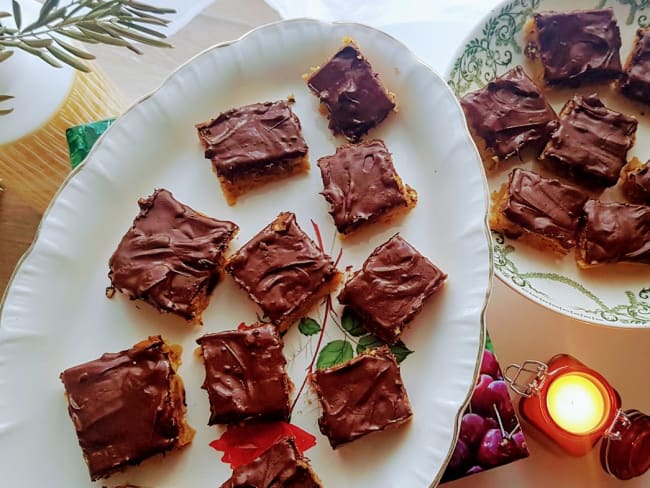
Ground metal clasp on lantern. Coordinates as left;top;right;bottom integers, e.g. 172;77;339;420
603;409;632;441
503;360;548;398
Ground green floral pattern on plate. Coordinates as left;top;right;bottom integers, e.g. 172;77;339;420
448;0;650;326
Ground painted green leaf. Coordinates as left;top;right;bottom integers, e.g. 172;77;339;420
390;341;414;363
356;334;383;354
341;307;366;337
11;0;21;30
298;317;321;336
316;340;353;369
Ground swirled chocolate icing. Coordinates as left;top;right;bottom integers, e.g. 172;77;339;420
543;95;637;186
60;337;186;481
532;9;622;85
196;324;291;425
621;28;650;104
622;159;650;205
307;44;395;142
196;100;308;180
579;200;650;265
461;66;557;160
108;189;238;321
317;139;412;234
225;212;338;326
503;168;589;249
311;346;412;448
338;234;446;345
219;437;321;488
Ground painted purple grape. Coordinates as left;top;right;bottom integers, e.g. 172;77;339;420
460;413;488;450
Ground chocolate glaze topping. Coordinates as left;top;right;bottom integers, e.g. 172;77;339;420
318;140;408;233
579;200;650;265
311;347;412;448
504;168;589;248
307;44;395;142
338;234;446;345
543;95;637;186
108;189;238;321
628;164;650;203
196;324;291;425
196;100;308;180
219;437;320;488
622;29;650;104
461;66;557;160
226;212;338;324
532;9;622;85
60;337;182;480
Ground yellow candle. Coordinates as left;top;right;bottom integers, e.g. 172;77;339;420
546;373;609;435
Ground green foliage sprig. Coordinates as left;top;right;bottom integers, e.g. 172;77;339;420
0;0;175;114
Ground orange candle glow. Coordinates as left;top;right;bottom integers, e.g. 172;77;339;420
546;374;608;435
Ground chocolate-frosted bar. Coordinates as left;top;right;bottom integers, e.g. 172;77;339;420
621;28;650;104
60;336;194;481
225;212;340;332
196;100;309;204
621;158;650;204
317;139;417;234
577;200;650;267
307;43;395;141
338;234;446;345
108;189;238;323
219;437;322;488
460;66;556;168
490;168;589;254
196;324;291;425
310;346;412;448
527;9;622;85
541;94;637;187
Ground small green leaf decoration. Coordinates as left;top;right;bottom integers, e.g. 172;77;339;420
390;341;414;363
341;307;366;337
298;317;321;336
356;334;384;354
316;340;353;369
11;1;21;31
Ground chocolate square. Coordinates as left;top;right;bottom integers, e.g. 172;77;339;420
196;100;309;204
310;346;412;448
108;189;238;323
307;43;395;141
317;139;417;234
621;158;650;204
219;437;322;488
577;200;650;267
542;94;637;187
338;234;446;345
531;9;622;85
196;323;291;425
60;336;193;481
225;212;340;332
622;28;650;104
494;168;589;251
460;66;556;164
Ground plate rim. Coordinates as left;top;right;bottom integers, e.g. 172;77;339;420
443;0;650;329
0;18;492;487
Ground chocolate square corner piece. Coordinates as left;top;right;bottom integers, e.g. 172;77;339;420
317;139;417;234
490;168;589;254
460;65;556;169
307;42;395;142
577;200;650;268
59;336;194;481
310;346;412;449
225;212;340;332
621;158;650;204
108;189;238;324
541;94;637;187
338;234;446;345
530;8;622;86
621;28;650;104
196;323;291;425
219;437;322;488
196;100;309;205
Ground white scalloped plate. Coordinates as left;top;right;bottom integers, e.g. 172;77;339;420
0;20;490;487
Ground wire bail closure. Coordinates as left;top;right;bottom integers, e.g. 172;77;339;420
504;360;548;398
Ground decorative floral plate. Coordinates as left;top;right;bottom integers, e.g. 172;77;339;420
0;19;490;487
447;0;650;328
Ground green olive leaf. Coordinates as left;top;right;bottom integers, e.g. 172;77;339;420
341;307;366;337
11;0;21;30
316;340;353;369
356;334;384;355
389;341;414;363
298;317;321;336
